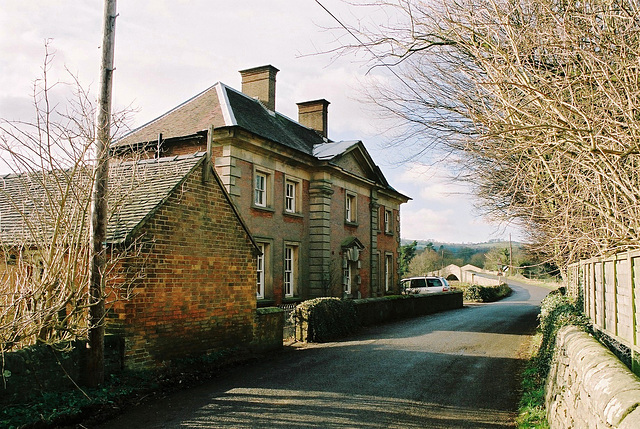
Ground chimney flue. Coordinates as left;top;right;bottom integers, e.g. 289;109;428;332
239;65;279;111
297;99;330;139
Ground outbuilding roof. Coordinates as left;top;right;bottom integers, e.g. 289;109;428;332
0;152;206;246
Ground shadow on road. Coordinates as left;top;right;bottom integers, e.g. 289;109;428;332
97;283;550;428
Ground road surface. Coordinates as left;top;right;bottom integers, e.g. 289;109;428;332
97;280;550;428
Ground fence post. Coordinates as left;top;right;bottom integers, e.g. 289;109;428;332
631;253;639;375
613;258;619;337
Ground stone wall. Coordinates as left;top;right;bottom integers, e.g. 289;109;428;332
546;325;640;428
252;307;284;353
1;336;124;406
354;292;464;327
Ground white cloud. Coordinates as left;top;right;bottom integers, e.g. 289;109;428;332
0;0;524;244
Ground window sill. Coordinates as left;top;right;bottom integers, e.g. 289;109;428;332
384;231;394;236
344;221;359;227
283;211;304;219
251;204;275;213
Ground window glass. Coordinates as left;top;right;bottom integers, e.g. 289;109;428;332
284;245;296;297
254;172;266;207
346;193;356;222
384;209;392;233
385;254;393;291
256;243;265;299
285;181;295;213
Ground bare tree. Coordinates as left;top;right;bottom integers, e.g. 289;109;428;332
406;249;441;276
337;0;640;268
0;45;139;366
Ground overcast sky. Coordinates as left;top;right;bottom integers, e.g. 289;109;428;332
0;0;522;244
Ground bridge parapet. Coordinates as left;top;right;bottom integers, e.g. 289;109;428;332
429;264;502;286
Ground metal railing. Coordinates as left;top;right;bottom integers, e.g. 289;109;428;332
278;302;298;340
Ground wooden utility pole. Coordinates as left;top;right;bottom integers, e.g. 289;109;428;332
87;0;117;388
509;233;513;276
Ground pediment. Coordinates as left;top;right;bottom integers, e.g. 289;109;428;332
332;144;387;185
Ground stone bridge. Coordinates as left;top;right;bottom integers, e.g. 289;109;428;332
429;264;504;286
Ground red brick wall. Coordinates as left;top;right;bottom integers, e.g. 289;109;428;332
108;164;257;368
377;206;401;293
330;186;372;298
231;159;309;305
163;138;206;157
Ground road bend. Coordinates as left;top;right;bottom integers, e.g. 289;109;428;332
97;280;549;429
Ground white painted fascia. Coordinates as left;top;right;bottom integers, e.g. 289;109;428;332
215;82;237;127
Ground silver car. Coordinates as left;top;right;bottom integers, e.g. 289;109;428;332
401;276;450;294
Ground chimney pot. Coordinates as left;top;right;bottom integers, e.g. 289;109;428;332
297;99;330;139
239;65;279;111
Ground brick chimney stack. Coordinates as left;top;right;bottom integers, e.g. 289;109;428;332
297;99;330;138
239;65;279;111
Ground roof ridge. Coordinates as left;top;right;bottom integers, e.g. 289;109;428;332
115;151;206;167
117;83;221;142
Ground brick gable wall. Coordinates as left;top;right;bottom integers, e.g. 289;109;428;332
108;164;257;368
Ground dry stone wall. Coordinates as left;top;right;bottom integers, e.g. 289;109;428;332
546;326;640;428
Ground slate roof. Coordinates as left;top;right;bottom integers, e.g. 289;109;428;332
0;152;205;246
115;83;325;155
112;78;408;201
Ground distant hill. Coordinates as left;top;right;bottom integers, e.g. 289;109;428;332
401;238;523;253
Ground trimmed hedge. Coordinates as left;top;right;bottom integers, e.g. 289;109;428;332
295;298;359;342
463;283;512;302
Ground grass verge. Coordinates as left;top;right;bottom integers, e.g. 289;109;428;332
516;332;549;429
515;288;590;428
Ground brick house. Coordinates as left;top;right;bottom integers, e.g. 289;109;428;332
115;65;410;306
0;153;259;368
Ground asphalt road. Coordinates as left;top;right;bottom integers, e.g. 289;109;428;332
97;280;550;428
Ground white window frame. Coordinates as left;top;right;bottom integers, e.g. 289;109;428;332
345;192;357;223
385;253;393;292
284;177;301;214
254;172;267;207
253;167;274;209
384;209;392;233
284;244;298;297
257;243;265;299
343;255;352;295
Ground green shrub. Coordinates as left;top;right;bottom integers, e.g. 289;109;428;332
295;297;359;342
462;283;512;302
537;288;591;375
